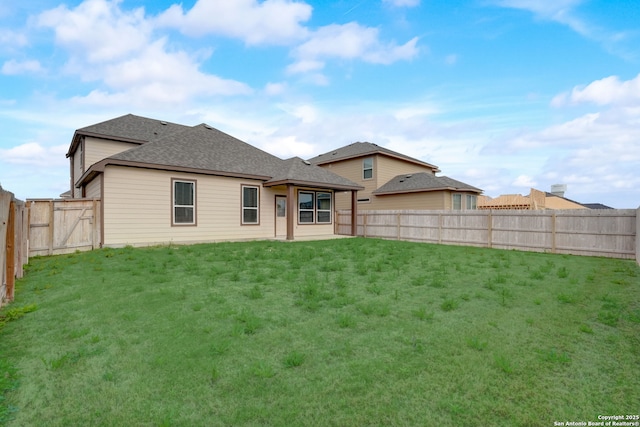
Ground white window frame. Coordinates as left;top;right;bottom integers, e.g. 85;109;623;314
316;192;332;223
452;193;462;210
172;179;196;225
466;194;477;210
299;191;315;223
242;185;259;225
363;157;373;180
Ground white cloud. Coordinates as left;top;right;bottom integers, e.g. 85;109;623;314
0;29;28;50
512;174;537;188
289;22;419;74
492;0;637;58
0;142;68;167
264;82;287;96
552;73;640;107
35;0;251;107
155;0;312;45
37;0;151;63
1;59;43;75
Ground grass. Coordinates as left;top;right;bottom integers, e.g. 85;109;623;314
0;238;639;426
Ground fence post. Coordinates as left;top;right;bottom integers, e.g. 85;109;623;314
397;213;401;240
438;213;442;244
551;212;557;254
636;207;640;265
6;201;16;302
91;199;99;250
363;212;367;238
487;210;493;248
48;200;54;255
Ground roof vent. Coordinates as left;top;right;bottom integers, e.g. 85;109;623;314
399;179;405;183
303;160;311;165
160;121;167;125
332;151;338;155
406;174;412;179
204;124;212;130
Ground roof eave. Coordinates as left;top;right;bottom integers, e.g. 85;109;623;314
264;178;364;191
373;186;482;196
77;159;272;187
66;130;147;158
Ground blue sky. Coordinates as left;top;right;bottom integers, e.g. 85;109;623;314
1;0;639;208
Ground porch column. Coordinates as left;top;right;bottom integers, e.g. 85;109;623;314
351;190;358;237
287;184;295;241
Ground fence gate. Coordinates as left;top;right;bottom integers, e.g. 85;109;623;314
28;199;101;257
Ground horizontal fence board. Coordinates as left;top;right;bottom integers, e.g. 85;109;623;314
336;208;638;261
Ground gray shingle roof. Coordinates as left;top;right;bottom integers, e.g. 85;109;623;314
77;114;189;143
109;124;284;178
266;157;364;190
308;142;439;171
373;172;482;195
82;121;362;190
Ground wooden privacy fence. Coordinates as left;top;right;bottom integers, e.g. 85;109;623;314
336;208;639;262
1;187;28;308
28;199;101;257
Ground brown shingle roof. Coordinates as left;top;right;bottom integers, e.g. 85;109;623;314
373;172;482;195
308;142;440;171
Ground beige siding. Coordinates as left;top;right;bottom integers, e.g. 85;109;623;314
85;175;102;199
84;136;139;168
102;166;278;246
365;191;446;210
320;155;437;208
73;145;83;198
321;158;379;198
376;156;435;187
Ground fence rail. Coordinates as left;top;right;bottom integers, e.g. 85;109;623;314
1;187;28;308
337;208;639;262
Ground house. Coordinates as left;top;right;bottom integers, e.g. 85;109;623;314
477;187;596;210
308;142;482;210
66;114;363;247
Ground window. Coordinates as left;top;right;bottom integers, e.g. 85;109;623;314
242;186;259;224
298;191;333;224
299;192;314;223
173;180;196;225
316;192;332;223
363;157;373;179
466;195;477;210
452;193;462;210
276;198;286;217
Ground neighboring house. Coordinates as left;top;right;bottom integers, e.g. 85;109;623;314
67;114;363;247
308;142;482;210
478;187;592;210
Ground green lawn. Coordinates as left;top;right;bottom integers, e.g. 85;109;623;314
1;238;639;426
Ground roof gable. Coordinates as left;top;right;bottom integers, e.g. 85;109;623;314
309;142;439;171
373;172;482;195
